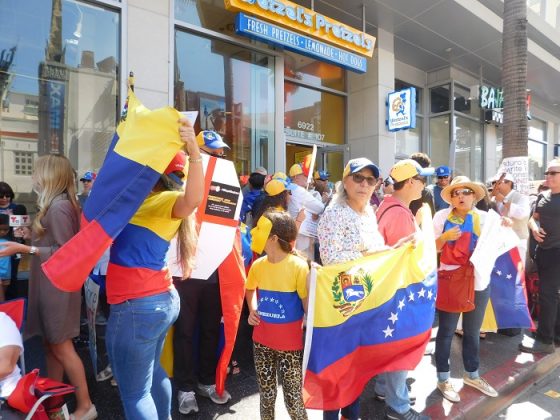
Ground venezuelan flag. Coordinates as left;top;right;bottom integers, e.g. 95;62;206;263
43;91;184;291
481;247;534;331
303;217;437;410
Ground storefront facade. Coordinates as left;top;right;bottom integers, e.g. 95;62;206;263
2;0;560;212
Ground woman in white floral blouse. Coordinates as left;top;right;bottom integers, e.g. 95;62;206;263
317;157;386;420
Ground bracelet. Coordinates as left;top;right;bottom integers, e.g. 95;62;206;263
188;157;202;163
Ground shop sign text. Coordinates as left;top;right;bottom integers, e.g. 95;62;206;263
386;88;416;132
225;0;375;57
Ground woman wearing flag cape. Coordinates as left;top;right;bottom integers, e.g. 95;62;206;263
433;176;511;404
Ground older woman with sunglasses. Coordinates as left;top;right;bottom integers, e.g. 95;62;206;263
433;176;501;404
317;157;386;420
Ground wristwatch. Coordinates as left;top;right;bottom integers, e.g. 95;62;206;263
29;246;38;255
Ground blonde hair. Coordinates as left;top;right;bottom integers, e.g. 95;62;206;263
32;155;79;237
176;215;198;278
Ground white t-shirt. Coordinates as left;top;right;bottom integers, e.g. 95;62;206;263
0;312;23;398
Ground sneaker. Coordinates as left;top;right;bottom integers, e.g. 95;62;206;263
374;392;416;405
519;334;555;354
178;390;198;415
462;376;498;397
96;365;113;382
385;406;430;420
95;313;107;326
196;383;231;404
437;380;460;403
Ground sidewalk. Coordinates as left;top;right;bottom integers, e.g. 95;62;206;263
23;321;560;419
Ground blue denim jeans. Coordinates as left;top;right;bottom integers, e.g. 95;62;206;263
323;398;360;420
106;289;180;420
374;371;410;414
435;287;490;381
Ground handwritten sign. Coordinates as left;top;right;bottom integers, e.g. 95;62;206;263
497;156;529;195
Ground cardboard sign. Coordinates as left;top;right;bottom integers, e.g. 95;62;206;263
8;215;31;227
190;155;242;280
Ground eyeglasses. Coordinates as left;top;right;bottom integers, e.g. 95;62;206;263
351;173;376;186
544;171;560;176
437;175;449;179
210;152;226;158
451;188;474;197
0;194;11;198
81;180;92;183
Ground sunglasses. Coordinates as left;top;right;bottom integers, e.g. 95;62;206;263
81;180;92;183
544;171;560;176
437;175;449;179
351;173;377;186
210;152;226;158
451;188;474;197
0;194;11;198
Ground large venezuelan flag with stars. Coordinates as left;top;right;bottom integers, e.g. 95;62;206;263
481;247;534;331
43;91;184;291
303;215;437;410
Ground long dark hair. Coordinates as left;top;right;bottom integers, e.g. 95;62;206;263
254;190;289;223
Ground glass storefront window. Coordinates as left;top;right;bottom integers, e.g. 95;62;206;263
454;116;483;180
429;115;450;169
284;51;345;91
174;30;275;176
284;83;345;145
0;0;120;211
528;139;545;180
454;83;479;118
430;84;450;113
396;118;422;159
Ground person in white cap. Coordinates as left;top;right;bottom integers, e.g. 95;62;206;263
491;172;530;262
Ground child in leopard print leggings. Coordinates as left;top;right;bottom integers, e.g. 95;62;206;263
246;210;309;420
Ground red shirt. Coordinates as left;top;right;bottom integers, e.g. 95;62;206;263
376;196;417;246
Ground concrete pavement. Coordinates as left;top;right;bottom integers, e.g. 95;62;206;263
20;312;560;419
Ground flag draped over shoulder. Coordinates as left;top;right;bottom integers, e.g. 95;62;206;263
303;216;437;410
43;91;184;291
482;247;534;331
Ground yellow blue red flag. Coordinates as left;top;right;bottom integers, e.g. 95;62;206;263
43;91;184;291
303;220;437;410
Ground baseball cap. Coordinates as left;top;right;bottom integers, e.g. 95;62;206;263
390;159;434;182
342;158;380;179
265;179;296;196
492;172;515;183
253;166;268;176
196;130;230;150
313;170;330;181
164;151;187;185
547;158;560;170
80;171;97;182
272;171;289;181
250;214;273;254
435;166;451;177
289;163;304;177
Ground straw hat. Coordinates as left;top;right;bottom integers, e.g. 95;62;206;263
440;176;485;204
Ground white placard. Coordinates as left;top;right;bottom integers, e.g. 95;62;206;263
497;156;530;195
180;111;199;126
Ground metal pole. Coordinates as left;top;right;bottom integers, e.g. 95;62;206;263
362;4;366;33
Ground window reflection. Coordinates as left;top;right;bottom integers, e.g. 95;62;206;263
174;30;275;176
430;85;450;113
0;0;120;211
284;51;345;91
396;119;422;159
284;82;344;145
454;116;482;180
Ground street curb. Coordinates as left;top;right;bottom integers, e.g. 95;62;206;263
423;350;560;419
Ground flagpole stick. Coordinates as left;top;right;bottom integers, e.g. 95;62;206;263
306;144;318;191
302;265;317;380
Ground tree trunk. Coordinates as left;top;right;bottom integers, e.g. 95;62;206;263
502;0;528;158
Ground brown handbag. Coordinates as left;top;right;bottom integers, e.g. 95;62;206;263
436;263;475;313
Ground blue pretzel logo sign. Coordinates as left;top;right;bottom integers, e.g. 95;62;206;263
387;87;416;132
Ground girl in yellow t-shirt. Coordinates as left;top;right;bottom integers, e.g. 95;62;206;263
246;210;309;420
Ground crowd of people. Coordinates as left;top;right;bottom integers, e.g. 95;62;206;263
0;115;559;420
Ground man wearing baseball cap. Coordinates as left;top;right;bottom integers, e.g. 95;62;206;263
428;166;452;212
312;170;331;203
374;158;433;420
78;171;97;208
